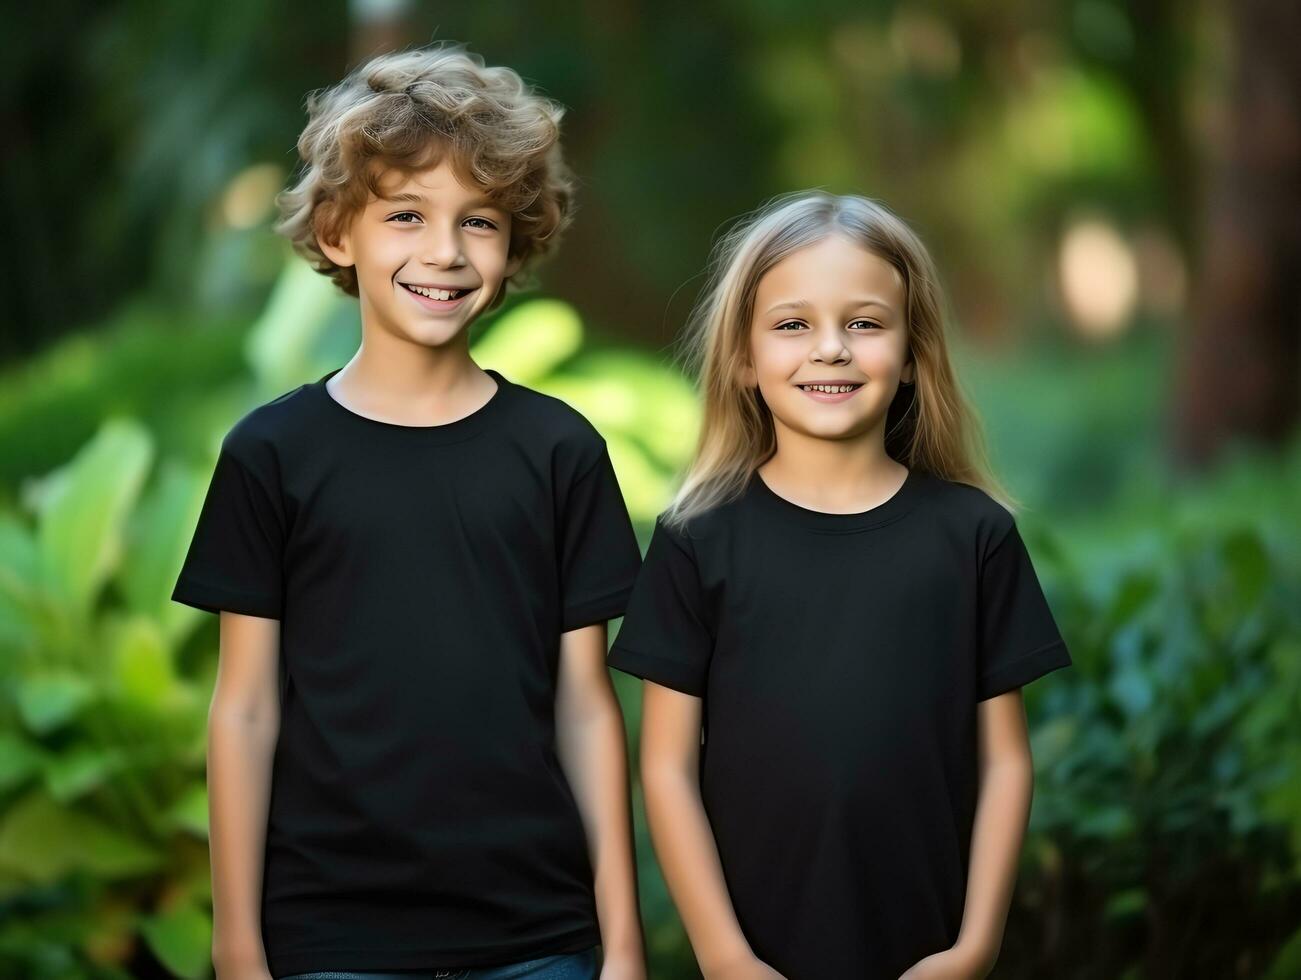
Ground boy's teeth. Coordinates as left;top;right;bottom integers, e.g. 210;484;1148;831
800;383;860;393
405;284;464;301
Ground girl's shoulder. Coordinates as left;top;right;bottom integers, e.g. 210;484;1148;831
918;472;1019;549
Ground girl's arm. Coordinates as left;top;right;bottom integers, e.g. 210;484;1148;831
639;681;785;980
555;622;647;979
208;612;281;980
903;689;1034;979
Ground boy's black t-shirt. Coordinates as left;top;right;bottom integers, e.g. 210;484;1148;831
172;367;642;977
607;467;1072;980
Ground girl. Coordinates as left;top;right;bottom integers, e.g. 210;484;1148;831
607;191;1072;980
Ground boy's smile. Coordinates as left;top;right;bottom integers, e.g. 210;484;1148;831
318;156;522;348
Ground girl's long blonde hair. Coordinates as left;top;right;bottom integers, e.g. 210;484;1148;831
662;190;1016;531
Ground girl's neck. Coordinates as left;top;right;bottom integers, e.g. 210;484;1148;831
758;428;908;515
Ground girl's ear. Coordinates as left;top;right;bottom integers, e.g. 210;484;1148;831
738;361;757;388
901;358;915;385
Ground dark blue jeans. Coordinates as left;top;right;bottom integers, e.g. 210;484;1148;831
276;944;601;980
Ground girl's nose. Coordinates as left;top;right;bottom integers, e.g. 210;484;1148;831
812;322;851;362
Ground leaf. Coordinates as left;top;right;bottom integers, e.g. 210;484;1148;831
16;670;96;735
165;783;209;839
472;298;584;381
44;744;125;803
0;732;45;793
36;417;153;617
1264;924;1301;980
110;615;176;711
0;790;162;883
140;900;213;980
120;460;205;625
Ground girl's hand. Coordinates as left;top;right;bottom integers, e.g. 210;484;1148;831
897;943;987;980
707;952;789;979
598;948;647;980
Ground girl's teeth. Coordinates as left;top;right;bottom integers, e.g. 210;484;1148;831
800;384;860;393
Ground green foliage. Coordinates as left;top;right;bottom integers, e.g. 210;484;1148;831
0;266;697;976
1;263;1298;976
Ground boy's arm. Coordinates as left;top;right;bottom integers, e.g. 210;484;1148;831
207;611;281;980
555;622;647;978
638;682;783;980
902;690;1034;979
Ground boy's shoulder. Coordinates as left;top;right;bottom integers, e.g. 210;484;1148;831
500;375;608;462
218;380;315;463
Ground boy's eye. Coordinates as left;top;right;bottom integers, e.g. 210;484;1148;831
387;213;498;230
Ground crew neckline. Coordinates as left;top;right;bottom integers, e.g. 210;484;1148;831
313;366;512;443
748;465;928;532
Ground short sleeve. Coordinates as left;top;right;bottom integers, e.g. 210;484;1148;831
976;520;1072;701
557;443;643;632
171;435;286;619
606;517;714;697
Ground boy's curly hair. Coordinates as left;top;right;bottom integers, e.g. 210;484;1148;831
274;42;576;304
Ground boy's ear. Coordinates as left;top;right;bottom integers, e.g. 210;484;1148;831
503;252;524;279
314;210;356;269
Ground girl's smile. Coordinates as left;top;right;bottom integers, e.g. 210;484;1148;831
794;379;865;402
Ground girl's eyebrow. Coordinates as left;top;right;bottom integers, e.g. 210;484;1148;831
764;298;895;315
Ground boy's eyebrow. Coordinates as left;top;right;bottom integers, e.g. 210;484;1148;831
381;190;506;211
765;298;895;315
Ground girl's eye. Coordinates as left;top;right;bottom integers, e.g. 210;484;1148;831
849;319;883;330
774;321;806;331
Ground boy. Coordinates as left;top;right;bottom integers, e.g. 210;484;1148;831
172;44;646;980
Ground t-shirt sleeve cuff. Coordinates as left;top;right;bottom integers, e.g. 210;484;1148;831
977;638;1071;701
607;643;705;697
561;585;635;633
171;577;282;620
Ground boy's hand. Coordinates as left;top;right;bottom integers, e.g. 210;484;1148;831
212;943;273;980
213;962;272;980
897;942;988;979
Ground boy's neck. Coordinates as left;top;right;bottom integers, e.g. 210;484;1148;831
326;340;498;427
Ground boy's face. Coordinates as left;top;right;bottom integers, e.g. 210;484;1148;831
742;233;913;445
318;157;522;349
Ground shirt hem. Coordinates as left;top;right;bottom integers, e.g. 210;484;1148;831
171;576;281;619
977;638;1071;701
266;923;601;977
562;585;635;632
607;643;705;697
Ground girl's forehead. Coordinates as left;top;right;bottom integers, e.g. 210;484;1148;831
758;237;904;298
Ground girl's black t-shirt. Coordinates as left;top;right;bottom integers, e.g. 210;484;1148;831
171;367;642;977
607;467;1072;980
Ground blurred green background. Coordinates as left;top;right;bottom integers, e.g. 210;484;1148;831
2;1;1299;977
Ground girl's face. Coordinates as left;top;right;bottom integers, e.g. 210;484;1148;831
319;158;521;348
743;234;913;446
